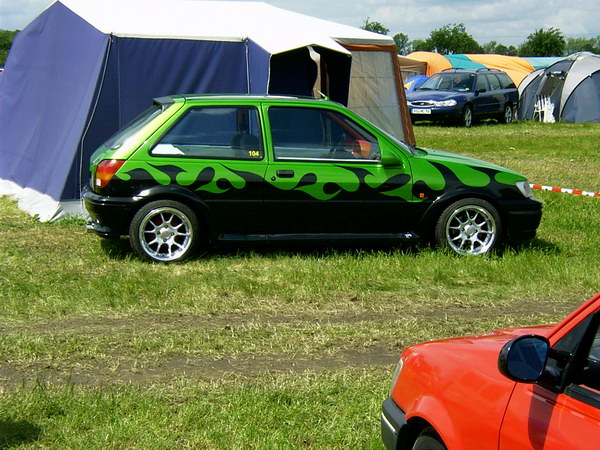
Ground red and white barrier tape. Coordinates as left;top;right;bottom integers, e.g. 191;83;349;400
530;184;600;198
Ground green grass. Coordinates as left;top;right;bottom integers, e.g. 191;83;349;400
1;121;599;448
0;372;388;448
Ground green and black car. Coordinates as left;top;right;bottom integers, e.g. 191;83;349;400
83;95;542;262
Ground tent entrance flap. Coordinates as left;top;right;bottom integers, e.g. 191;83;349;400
268;46;351;105
343;44;414;145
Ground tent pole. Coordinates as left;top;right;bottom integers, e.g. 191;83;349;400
78;34;113;208
245;39;251;94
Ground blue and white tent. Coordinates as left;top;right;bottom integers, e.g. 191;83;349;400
0;0;413;220
518;52;600;123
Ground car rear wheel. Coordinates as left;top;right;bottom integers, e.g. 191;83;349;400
129;200;199;263
412;427;446;450
502;104;514;123
460;105;473;127
434;198;501;256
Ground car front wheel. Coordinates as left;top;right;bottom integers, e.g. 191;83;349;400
413;427;447;450
434;198;501;256
129;200;200;263
460;105;473;127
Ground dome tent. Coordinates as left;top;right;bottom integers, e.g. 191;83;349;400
518;52;600;123
0;0;414;221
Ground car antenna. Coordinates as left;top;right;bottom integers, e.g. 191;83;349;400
315;90;329;101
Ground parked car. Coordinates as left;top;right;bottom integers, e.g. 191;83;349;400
406;69;519;127
382;292;600;450
83;95;541;262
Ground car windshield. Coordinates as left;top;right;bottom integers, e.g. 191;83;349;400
418;73;474;92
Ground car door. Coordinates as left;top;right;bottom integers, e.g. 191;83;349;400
472;74;494;116
499;313;600;449
485;74;504;114
261;104;414;237
496;72;518;110
143;104;267;236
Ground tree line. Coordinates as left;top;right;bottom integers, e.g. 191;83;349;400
0;30;18;66
362;19;600;57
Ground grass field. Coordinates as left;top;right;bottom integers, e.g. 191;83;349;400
1;121;599;448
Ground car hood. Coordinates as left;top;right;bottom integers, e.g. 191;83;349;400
410;324;555;359
416;147;520;175
407;90;466;102
395;323;556;427
449;324;555;345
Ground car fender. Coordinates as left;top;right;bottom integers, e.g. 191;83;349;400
417;186;503;235
132;185;216;236
407;395;462;448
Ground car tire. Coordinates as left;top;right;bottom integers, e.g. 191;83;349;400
460;105;473;127
129;200;200;263
502;104;514;123
412;427;447;450
434;198;501;256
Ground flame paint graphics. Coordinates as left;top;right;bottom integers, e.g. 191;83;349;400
116;157;523;203
266;165;411;201
118;162;412;201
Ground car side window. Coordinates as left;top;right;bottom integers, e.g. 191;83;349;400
151;106;263;160
578;320;600;391
546;312;600;402
486;74;502;91
268;107;380;162
497;73;516;89
475;75;489;92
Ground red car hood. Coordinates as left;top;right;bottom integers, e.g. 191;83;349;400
439;324;555;346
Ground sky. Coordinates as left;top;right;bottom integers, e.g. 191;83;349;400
1;0;599;47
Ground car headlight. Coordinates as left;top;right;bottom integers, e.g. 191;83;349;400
434;99;457;107
516;180;533;198
389;357;404;395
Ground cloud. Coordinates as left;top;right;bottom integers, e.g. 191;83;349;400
1;0;598;47
364;0;599;45
1;0;52;30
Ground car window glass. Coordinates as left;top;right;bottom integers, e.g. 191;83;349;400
544;314;592;384
475;75;489;92
419;75;443;90
451;73;473;91
151;106;263;160
497;73;516;89
419;73;472;91
105;104;163;150
579;320;600;391
486;74;501;90
268;107;380;161
554;315;593;353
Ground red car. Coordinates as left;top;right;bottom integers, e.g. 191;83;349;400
382;293;600;449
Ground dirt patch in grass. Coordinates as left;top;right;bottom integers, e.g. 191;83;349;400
0;298;577;390
0;311;399;389
0;346;398;389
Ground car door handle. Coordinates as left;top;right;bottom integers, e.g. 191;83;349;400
276;170;295;178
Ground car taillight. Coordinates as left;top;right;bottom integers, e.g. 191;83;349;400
94;159;125;188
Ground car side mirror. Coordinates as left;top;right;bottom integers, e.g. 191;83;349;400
380;149;403;167
498;335;550;383
477;88;486;93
